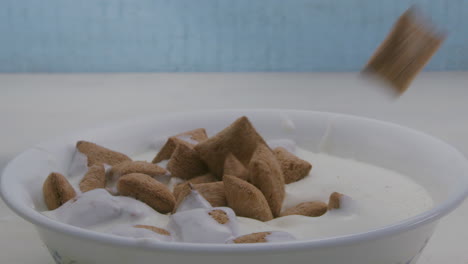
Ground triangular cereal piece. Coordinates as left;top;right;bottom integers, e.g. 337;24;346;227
79;164;106;192
152;128;207;163
109;161;167;180
195;116;266;178
173;182;226;210
249;144;285;217
187;173;217;184
273;147;312;184
43;172;77;210
167;143;208;179
117;173;175;213
172;174;218;199
76;141;131;166
223;153;249;181
328;192;345;210
223;175;273;221
281;201;328;217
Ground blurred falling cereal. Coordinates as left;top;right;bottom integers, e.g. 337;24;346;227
363;7;446;94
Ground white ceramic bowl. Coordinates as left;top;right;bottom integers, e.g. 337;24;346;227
2;110;468;264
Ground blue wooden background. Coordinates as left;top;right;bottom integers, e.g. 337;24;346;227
0;0;467;72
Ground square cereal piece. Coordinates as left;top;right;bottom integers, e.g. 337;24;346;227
363;8;445;93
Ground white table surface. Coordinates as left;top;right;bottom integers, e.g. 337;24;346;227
0;72;467;263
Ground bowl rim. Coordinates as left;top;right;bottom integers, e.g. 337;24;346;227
2;109;468;253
